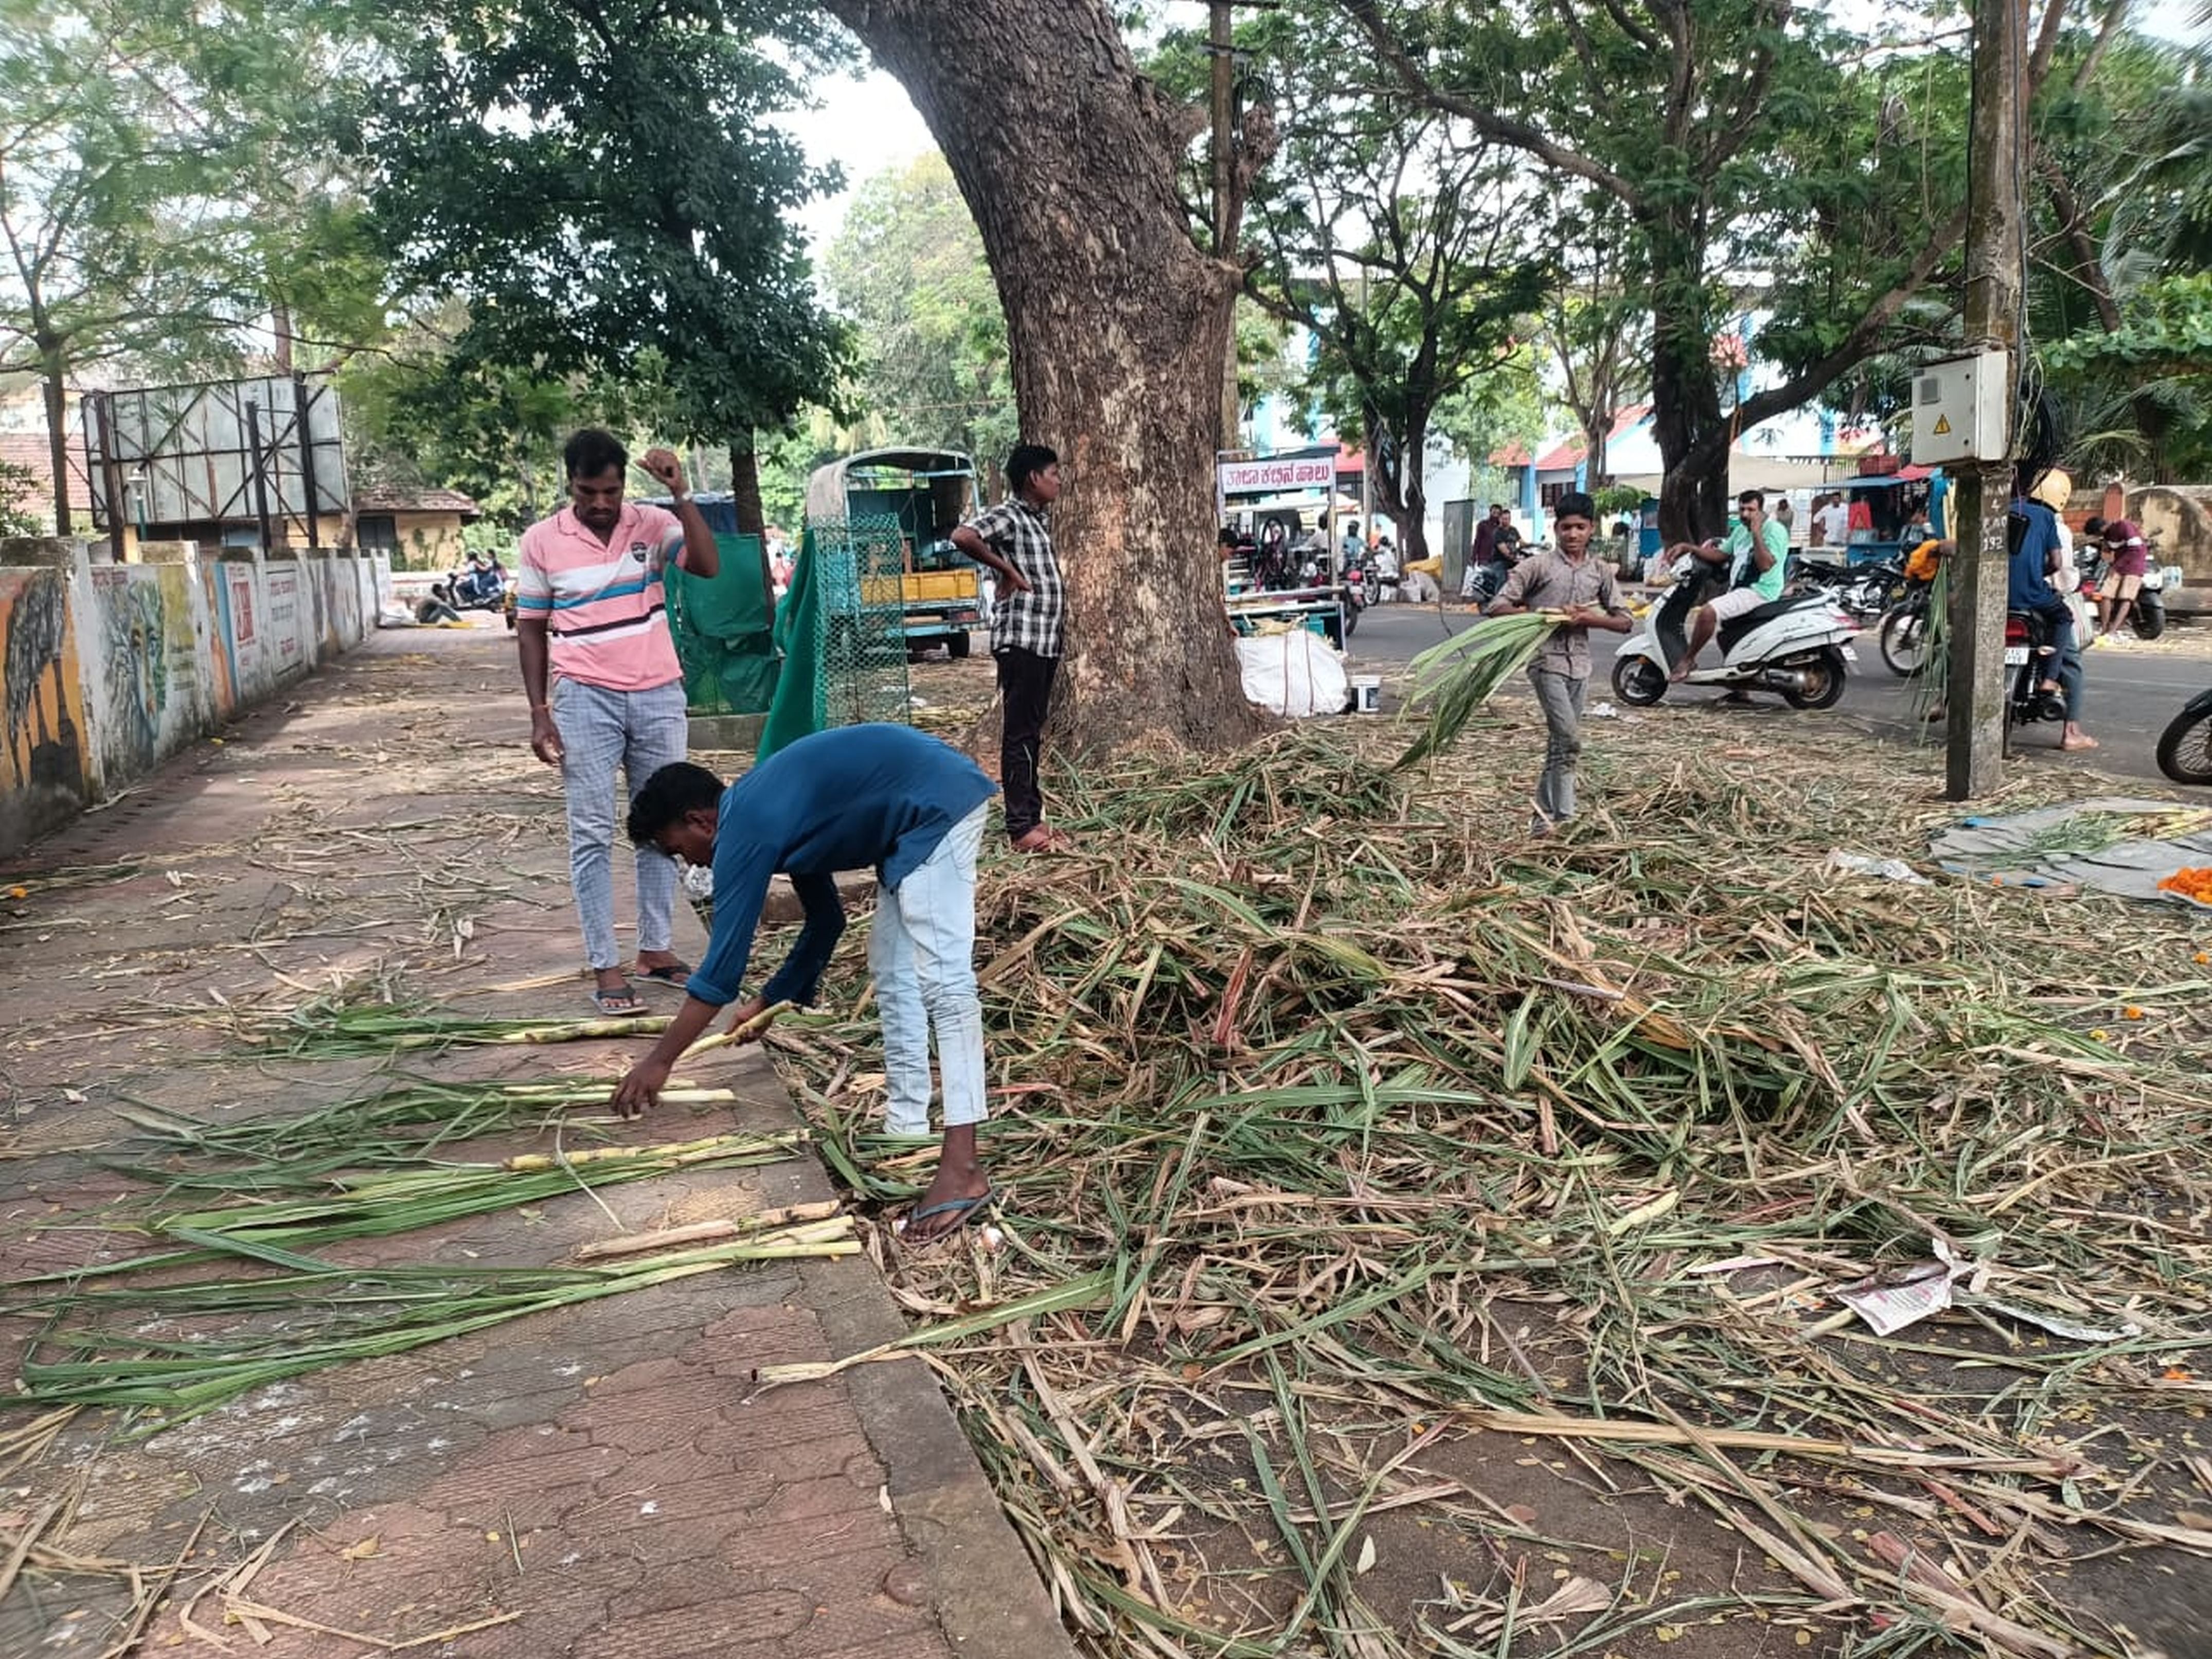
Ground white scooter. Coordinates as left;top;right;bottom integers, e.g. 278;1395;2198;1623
1612;560;1860;709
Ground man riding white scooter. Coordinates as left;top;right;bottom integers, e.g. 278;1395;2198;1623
1672;489;1788;682
1612;532;1857;710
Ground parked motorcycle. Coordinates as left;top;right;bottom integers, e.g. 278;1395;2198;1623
1338;554;1368;639
2156;689;2212;786
2003;609;2072;741
1877;582;1935;676
417;559;511;627
2075;541;2170;641
1461;560;1508;607
1613;564;1859;708
1797;558;1906;623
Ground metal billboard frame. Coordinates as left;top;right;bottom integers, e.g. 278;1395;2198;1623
81;373;348;550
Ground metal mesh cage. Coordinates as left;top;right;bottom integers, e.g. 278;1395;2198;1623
805;514;912;731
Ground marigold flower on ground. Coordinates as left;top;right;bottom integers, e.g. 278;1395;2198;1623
2156;866;2212;903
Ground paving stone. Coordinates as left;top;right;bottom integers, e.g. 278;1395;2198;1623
0;634;1069;1659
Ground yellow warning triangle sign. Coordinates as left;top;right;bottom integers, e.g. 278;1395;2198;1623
1932;414;1953;436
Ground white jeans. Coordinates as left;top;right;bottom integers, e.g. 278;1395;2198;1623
868;802;990;1136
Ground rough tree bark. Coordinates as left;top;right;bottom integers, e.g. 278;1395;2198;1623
727;433;765;537
822;0;1267;750
40;343;71;536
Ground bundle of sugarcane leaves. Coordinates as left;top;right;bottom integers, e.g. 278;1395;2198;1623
0;1072;831;1428
757;719;2212;1658
251;990;674;1056
8;1222;855;1426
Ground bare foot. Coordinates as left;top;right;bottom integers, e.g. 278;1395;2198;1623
2060;733;2100;752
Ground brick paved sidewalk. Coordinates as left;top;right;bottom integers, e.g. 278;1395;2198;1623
0;629;1075;1659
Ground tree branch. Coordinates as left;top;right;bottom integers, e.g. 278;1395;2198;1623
1548;0;1606;92
1683;205;1968;468
2068;0;2132;93
1335;0;1645;209
1596;0;1663;54
2033;147;2121;331
1707;0;1788;170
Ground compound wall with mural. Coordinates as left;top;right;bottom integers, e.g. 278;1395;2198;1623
1;544;388;857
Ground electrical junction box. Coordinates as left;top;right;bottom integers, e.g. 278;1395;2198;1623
1910;349;2012;466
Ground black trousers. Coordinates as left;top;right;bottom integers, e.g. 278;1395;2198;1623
994;646;1058;840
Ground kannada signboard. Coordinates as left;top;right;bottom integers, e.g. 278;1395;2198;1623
1217;455;1336;498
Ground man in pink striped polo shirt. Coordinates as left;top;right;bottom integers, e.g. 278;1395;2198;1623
516;430;720;1015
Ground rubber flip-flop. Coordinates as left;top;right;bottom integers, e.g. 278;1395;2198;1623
898;1187;997;1245
635;961;693;985
589;984;648;1017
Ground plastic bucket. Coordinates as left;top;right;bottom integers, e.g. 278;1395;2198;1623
1349;675;1382;714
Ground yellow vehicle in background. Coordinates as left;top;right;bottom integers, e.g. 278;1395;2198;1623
804;448;985;659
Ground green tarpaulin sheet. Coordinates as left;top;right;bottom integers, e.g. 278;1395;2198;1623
667;534;779;717
757;527;826;761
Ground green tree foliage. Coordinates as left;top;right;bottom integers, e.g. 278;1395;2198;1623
0;2;264;529
2024;33;2212;481
1433;342;1547;476
1537;205;1651;488
821;153;1017;473
358;0;851;525
1340;0;1992;539
1176;0;1549;561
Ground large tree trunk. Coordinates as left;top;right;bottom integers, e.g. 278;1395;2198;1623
727;433;765;536
1376;415;1431;565
1647;273;1730;542
823;0;1265;751
41;348;71;536
272;297;296;374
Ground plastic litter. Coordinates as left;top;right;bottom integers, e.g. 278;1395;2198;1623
1824;850;1932;885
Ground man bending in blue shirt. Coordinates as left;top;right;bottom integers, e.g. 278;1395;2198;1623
612;725;1001;1243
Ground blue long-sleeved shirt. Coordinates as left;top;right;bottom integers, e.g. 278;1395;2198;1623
685;724;997;1009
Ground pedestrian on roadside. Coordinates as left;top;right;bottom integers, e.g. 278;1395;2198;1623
515;429;720;1017
950;443;1071;853
1486;491;1631;836
1814;492;1851;551
612;726;1001;1244
1772;496;1796;539
2095;516;2152;637
1472;503;1506;572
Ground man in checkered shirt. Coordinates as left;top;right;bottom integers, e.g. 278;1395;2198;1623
951;443;1070;851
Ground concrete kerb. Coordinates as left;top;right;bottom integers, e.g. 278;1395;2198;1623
804;1254;1082;1659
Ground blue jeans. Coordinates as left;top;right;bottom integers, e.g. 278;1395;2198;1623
869;803;990;1135
550;678;687;971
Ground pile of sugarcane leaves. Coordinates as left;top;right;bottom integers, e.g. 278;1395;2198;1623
0;1066;854;1432
761;712;2212;1659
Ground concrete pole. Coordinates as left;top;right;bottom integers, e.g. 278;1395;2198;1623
1210;0;1241;455
1945;0;2027;800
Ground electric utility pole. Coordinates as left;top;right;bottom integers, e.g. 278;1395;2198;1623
1946;0;2027;799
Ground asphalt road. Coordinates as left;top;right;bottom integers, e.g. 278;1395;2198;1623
1345;596;2212;793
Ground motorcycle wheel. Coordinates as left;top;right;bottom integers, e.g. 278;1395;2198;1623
1878;603;1929;677
2133;602;2166;642
1782;647;1848;710
2155;708;2212;786
1612;654;1667;707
